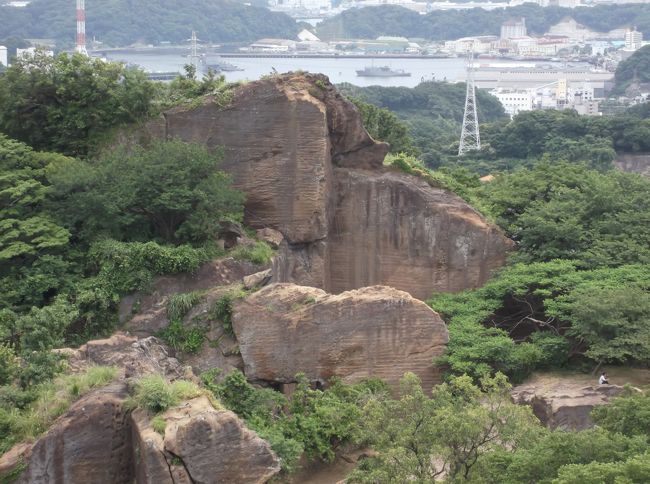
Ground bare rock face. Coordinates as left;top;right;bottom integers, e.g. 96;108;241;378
512;379;626;430
233;283;449;392
141;73;511;299
329;168;513;300
14;383;134;484
61;333;184;379
615;153;650;176
147;396;281;484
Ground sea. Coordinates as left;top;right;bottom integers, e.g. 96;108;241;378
103;52;560;88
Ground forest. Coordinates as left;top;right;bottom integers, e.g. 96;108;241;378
0;0;299;48
317;3;650;40
0;54;649;482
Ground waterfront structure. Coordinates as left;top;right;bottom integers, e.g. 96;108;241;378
459;52;481;156
0;46;7;67
501;18;527;40
76;0;88;55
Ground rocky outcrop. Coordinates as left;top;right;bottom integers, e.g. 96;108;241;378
60;333;184;379
615;152;650;176
512;378;626;430
4;386;279;483
120;257;265;335
132;396;280;484
140;73;512;299
12;383;134;484
233;283;449;392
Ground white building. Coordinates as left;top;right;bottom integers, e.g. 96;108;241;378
625;28;643;51
444;36;496;54
0;46;7;67
501;18;527;40
490;88;535;117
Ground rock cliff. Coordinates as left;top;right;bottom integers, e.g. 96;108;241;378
233;283;449;391
140;73;512;299
511;377;627;430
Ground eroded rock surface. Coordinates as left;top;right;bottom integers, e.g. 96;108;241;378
512;378;626;430
233;283;449;391
14;383;133;484
140;73;512;298
165;398;280;483
60;333;184;379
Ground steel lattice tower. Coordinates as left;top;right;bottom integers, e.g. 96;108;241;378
75;0;88;55
458;50;480;156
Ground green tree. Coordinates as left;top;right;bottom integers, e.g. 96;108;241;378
0;52;155;156
349;373;539;482
50;140;245;244
592;388;650;439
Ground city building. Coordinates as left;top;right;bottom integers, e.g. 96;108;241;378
625;28;643;51
490;88;535;116
16;47;54;58
0;46;7;67
500;18;527;40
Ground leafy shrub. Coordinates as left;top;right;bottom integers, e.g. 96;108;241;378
591;388;650;439
0;345;18;386
211;294;236;337
158;320;206;354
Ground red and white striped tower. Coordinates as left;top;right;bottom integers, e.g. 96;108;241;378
75;0;88;55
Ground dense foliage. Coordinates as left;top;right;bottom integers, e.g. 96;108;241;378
0;0;298;48
0;52;156;157
317;3;650;40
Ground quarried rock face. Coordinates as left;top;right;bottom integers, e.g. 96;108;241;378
512;379;626;430
143;73;512;299
160;396;280;484
15;383;134;484
233;283;449;392
329;168;513;300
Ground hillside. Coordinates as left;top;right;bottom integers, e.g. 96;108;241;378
0;0;299;48
317;3;650;40
339;81;507;167
613;44;650;95
1;55;650;483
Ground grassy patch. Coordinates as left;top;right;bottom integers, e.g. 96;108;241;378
229;241;274;265
151;415;167;435
0;366;118;453
166;291;205;322
158;320;206;354
128;375;206;414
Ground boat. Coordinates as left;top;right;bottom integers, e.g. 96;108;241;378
145;71;180;81
202;56;243;72
355;66;411;77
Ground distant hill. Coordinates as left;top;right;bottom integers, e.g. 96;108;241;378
0;0;299;48
317;3;650;41
613;45;650;96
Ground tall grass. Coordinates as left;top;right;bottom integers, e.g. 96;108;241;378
128;375;206;414
166;291;205;321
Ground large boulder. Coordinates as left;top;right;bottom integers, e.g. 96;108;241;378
139;73;512;299
512;378;626;430
233;283;449;392
12;383;134;484
132;396;280;484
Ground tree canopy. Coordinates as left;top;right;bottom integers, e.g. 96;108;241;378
613;44;650;95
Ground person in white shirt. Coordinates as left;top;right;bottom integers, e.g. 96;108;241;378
598;372;609;385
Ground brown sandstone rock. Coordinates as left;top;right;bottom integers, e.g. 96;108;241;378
141;73;512;298
512;378;627;430
243;269;272;290
256;227;284;248
15;383;134;484
162;396;280;484
233;283;449;391
63;333;184;379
